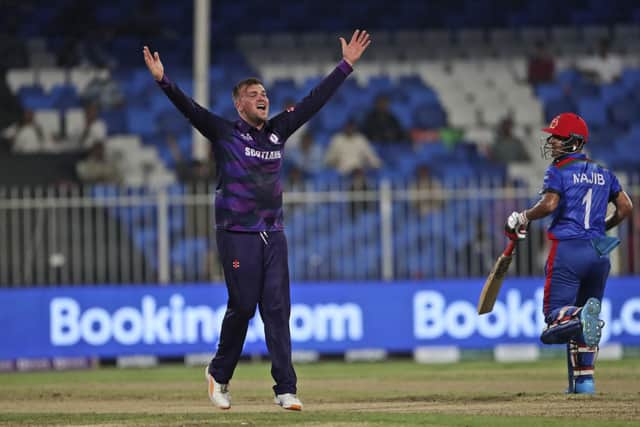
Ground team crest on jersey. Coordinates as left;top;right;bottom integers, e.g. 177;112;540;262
269;133;281;145
232;259;240;269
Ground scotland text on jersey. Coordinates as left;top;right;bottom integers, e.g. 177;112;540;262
244;147;282;160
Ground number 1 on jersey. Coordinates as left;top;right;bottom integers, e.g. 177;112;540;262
582;188;593;229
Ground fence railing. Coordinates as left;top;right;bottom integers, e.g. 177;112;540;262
1;175;638;287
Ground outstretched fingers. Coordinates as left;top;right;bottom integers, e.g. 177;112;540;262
354;30;370;47
142;45;164;81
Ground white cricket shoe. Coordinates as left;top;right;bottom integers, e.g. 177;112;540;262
205;367;230;409
274;393;303;411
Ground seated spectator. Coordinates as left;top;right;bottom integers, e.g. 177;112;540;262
577;38;623;84
61;102;107;151
362;95;406;142
3;109;48;153
284;165;308;193
178;158;216;186
162;131;188;169
411;164;444;216
489;115;530;165
325;118;382;176
0;73;23;134
527;41;555;85
82;73;125;110
348;168;375;219
287;131;324;175
76;141;121;184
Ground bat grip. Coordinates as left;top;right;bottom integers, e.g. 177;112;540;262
503;240;516;257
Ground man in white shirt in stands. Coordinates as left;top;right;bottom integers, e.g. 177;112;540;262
324;118;382;175
3;109;48;153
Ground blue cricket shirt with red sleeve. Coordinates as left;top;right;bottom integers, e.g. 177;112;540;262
157;60;353;232
541;153;622;240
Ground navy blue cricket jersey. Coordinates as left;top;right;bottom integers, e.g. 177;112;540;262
158;60;353;231
542;153;622;240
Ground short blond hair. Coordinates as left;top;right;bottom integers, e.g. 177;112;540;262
232;77;264;102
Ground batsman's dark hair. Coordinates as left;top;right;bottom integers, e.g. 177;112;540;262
232;77;264;102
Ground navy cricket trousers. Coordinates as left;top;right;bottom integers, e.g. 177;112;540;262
209;229;297;395
543;238;611;325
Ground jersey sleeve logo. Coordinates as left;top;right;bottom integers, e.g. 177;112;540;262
232;259;240;269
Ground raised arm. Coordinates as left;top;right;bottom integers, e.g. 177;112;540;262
142;46;225;141
273;30;371;140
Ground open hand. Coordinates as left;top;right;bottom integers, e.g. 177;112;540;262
143;46;164;81
340;30;371;66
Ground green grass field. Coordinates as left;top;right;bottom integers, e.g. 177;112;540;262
1;358;639;426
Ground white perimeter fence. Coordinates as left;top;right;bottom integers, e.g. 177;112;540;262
0;175;638;286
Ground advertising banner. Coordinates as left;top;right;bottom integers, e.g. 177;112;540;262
1;278;638;359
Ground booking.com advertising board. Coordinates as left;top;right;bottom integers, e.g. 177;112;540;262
1;278;639;360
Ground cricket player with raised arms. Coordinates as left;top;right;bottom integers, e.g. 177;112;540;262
143;30;371;410
504;112;633;394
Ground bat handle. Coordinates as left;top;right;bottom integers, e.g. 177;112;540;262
503;240;516;257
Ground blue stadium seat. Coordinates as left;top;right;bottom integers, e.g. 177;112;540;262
127;108;157;135
577;97;608;129
50;85;80;110
170;237;208;275
412;103;447;129
608;98;640;129
100;109;128;134
544;97;576;122
18;86;52;109
535;83;564;103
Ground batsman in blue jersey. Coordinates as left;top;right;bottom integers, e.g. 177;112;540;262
505;113;633;394
143;30;371;410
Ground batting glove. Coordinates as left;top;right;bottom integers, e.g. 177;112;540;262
504;211;529;241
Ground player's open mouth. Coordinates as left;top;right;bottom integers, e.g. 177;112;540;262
257;104;266;110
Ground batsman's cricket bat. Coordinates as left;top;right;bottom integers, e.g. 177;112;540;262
477;240;516;315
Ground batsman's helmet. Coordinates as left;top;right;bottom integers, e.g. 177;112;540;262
540;113;588;159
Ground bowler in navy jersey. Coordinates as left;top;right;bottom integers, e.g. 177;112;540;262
504;113;633;395
143;30;371;410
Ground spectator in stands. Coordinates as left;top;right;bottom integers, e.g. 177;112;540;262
178;158;216;186
362;94;406;142
163;131;188;168
3;109;47;153
348;168;375;218
163;131;216;185
577;38;623;84
490;115;530;165
0;73;23;134
69;102;107;150
325;118;381;175
527;41;555;85
287;131;324;175
284;165;307;192
82;73;125;110
75;141;121;184
411;164;444;216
